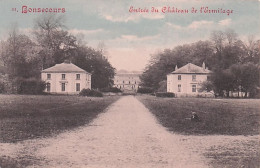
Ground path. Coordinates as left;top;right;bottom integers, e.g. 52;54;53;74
29;96;210;168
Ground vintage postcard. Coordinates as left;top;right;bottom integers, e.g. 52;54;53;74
0;0;259;167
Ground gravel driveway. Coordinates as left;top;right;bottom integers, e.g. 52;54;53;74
0;96;219;167
25;96;210;168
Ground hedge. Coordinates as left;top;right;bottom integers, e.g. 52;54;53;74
155;92;175;98
14;77;46;95
137;87;154;94
79;89;103;97
100;87;122;93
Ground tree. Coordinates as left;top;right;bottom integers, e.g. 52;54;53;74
140;41;215;90
0;27;40;79
208;68;236;97
230;63;259;97
34;14;77;69
72;46;115;89
241;36;260;63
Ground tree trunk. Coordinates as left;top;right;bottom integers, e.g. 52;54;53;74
244;91;248;98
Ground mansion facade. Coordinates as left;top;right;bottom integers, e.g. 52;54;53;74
113;70;141;92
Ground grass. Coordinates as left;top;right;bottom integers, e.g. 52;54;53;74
0;94;119;143
137;95;260;136
137;95;260;168
205;139;260;168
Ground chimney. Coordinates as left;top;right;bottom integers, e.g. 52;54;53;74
175;65;178;71
64;60;71;64
202;62;206;70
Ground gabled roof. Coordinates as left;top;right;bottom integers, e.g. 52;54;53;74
170;63;211;74
42;63;90;74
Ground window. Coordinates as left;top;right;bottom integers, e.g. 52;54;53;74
192;75;196;81
178;75;181;80
62;74;66;80
46;83;51;92
207;76;210;80
76;83;80;92
47;74;51;79
61;83;66;91
178;84;181;92
129;81;130;84
123;80;124;83
192;85;196;92
76;74;80;80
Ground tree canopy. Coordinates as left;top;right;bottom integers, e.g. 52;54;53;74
0;14;115;93
140;30;260;98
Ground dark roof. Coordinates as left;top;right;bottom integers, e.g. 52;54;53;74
170;63;211;74
116;69;142;75
42;63;90;74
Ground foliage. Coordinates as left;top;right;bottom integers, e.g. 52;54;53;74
140;29;260;98
140;41;215;89
72;46;115;89
198;81;214;93
137;87;154;94
229;63;259;97
0;30;41;79
79;89;103;97
0;14;115;92
100;87;122;93
14;78;46;95
157;80;167;92
155;92;175;97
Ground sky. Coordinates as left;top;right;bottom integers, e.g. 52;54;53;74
0;0;259;71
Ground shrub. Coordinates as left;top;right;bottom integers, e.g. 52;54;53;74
155;92;175;98
14;77;46;95
157;80;167;92
79;89;103;97
137;87;154;94
100;87;122;93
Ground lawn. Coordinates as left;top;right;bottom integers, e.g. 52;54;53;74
0;94;119;143
137;95;260;168
137;95;260;136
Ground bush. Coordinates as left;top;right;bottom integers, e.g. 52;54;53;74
157;80;167;92
137;87;154;94
14;77;46;95
79;89;103;97
155;92;175;98
100;87;122;93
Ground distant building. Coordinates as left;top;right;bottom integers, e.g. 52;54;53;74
41;62;91;94
167;62;211;97
113;70;141;92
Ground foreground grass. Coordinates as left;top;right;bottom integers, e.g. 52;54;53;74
137;95;260;135
137;95;260;168
0;94;119;143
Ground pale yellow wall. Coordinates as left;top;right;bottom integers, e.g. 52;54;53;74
41;72;91;94
167;74;208;96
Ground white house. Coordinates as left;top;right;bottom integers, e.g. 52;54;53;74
167;62;211;97
41;62;91;94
